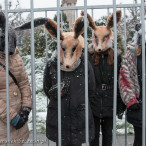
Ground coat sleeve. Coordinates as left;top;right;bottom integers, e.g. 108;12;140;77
16;55;32;108
119;53;139;108
0;99;17;123
43;61;52;98
117;56;126;115
88;61;96;100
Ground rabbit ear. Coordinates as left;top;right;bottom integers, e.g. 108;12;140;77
0;12;6;32
81;10;96;30
15;17;64;40
44;19;64;40
15;18;48;31
106;10;122;29
73;16;85;39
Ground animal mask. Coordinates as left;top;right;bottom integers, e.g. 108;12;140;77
15;17;85;71
81;10;122;65
0;12;17;55
81;10;121;53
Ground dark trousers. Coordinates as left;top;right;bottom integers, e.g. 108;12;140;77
133;126;142;146
90;116;113;146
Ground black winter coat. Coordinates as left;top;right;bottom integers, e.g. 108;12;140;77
89;51;125;118
43;57;96;144
127;53;146;127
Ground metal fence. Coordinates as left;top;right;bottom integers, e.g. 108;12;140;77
2;0;146;146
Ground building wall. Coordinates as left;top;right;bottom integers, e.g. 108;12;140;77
62;0;77;31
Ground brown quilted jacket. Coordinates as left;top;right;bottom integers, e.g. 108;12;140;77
0;49;32;146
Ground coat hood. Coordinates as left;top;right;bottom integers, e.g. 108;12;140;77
0;12;17;55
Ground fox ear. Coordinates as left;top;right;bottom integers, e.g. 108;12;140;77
106;10;122;29
81;10;96;30
45;19;64;40
73;16;85;39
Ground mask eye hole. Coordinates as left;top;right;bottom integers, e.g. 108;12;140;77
94;35;98;45
62;48;65;51
94;35;97;39
103;35;109;42
72;47;76;53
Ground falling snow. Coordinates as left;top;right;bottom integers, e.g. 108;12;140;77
22;54;134;134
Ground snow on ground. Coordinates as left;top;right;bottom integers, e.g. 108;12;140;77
22;55;48;133
22;55;134;134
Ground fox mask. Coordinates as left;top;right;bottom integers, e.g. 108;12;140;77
81;10;122;65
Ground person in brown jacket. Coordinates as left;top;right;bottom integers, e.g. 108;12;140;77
0;11;32;146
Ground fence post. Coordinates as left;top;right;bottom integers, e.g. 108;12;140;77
5;0;10;145
141;0;146;146
83;0;89;146
112;0;118;146
57;0;61;146
30;0;37;145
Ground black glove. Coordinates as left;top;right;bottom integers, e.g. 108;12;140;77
117;113;123;119
128;103;140;111
11;107;31;130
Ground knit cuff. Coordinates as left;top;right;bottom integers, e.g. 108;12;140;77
126;98;139;108
11;114;20;126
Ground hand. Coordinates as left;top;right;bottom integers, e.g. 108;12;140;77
19;107;31;117
11;107;31;130
128;103;140;111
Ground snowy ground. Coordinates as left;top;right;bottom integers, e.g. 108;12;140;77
22;55;134;134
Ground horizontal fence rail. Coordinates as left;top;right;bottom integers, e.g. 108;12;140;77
2;4;146;13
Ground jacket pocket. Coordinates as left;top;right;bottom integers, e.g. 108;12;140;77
76;104;86;130
46;101;58;128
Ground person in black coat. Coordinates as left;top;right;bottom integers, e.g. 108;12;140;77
14;15;96;146
119;23;146;146
42;17;96;146
81;10;126;146
43;56;96;146
88;48;125;146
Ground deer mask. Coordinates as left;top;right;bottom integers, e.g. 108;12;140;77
81;10;122;65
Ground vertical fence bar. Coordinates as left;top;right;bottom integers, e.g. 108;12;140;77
107;8;110;16
61;11;63;32
45;11;48;63
84;0;89;146
5;0;10;145
30;0;37;145
91;9;94;37
57;0;61;146
76;9;78;19
44;10;50;146
123;8;127;146
112;0;118;146
123;8;127;52
125;110;127;146
141;0;146;146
